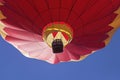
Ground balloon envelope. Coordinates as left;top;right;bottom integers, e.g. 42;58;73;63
0;0;120;64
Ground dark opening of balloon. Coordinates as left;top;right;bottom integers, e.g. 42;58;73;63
52;39;63;53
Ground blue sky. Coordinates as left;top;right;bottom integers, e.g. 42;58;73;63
0;29;120;80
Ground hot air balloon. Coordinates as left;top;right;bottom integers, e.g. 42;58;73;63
0;0;120;64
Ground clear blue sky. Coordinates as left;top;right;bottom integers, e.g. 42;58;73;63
0;29;120;80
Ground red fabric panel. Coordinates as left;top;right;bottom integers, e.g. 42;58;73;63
75;13;117;37
61;0;76;9
66;43;92;55
0;5;35;32
50;9;59;21
52;32;58;38
81;0;111;24
40;11;51;24
67;11;78;24
32;0;48;12
59;9;69;21
47;0;60;8
62;32;69;41
72;0;96;15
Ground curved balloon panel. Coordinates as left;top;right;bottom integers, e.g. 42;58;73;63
0;0;120;64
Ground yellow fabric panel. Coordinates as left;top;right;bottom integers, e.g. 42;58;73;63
0;21;7;38
0;22;7;39
79;54;89;61
105;7;120;45
0;3;7;38
0;11;6;19
0;30;6;38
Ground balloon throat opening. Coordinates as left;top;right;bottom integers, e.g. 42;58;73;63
42;22;73;53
